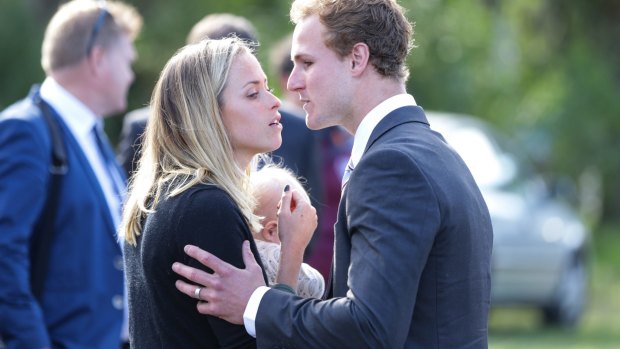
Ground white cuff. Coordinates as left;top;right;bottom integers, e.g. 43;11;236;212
243;286;270;337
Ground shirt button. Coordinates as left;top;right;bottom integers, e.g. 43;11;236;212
112;295;124;310
114;256;124;271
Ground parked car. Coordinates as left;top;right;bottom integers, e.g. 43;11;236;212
427;111;590;328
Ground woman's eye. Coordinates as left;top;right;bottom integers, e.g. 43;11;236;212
248;92;258;99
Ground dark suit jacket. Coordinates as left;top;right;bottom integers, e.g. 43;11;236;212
255;106;493;348
0;87;125;349
117;106;149;176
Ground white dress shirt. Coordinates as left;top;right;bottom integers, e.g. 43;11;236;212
242;93;417;337
40;77;124;227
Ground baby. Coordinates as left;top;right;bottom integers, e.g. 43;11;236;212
250;166;325;298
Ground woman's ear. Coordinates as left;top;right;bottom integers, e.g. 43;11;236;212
260;220;280;244
350;43;370;76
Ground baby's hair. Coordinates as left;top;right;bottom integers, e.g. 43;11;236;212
250;165;310;204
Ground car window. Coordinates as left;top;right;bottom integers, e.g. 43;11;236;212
441;126;517;189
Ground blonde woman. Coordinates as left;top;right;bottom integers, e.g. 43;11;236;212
121;38;317;348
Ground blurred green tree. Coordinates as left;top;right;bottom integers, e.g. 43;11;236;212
1;0;619;224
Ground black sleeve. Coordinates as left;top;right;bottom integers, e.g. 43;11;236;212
179;188;260;349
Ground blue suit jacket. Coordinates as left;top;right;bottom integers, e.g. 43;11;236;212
255;106;493;348
0;88;124;349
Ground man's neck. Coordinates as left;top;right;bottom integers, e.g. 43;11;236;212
345;78;406;135
50;65;101;117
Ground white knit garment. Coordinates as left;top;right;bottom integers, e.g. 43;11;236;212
255;240;325;298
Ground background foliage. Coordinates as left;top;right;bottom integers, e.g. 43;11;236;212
1;0;619;224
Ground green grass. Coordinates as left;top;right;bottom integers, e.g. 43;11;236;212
489;225;620;348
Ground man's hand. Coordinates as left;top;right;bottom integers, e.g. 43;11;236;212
172;240;265;324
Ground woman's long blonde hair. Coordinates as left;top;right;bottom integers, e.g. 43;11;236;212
122;37;262;246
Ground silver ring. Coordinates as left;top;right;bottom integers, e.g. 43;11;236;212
194;287;202;300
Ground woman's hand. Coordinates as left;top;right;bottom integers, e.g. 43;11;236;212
275;188;317;289
277;188;317;254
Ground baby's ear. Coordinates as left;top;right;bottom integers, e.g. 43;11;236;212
260;220;279;243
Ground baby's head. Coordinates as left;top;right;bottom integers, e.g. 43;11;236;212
250;166;310;244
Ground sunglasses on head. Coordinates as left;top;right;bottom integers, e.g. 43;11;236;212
85;1;110;55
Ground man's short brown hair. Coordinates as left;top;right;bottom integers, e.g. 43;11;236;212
291;0;413;81
41;0;142;73
185;13;258;45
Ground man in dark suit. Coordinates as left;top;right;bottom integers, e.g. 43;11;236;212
0;1;142;348
172;0;493;348
117;13;261;176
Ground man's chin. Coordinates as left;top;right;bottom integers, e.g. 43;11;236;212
104;101;128;118
307;118;334;131
305;115;322;130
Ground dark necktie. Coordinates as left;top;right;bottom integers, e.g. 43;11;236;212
341;158;355;190
92;125;125;199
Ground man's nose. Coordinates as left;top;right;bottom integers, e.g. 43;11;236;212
287;65;303;92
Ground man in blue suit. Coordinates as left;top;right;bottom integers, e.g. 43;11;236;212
172;0;493;348
0;1;142;348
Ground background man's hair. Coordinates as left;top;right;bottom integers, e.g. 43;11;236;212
186;13;258;45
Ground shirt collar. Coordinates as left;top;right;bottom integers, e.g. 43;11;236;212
349;93;417;167
39;77;100;138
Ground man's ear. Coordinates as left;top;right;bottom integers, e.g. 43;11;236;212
260;220;279;244
350;42;370;76
86;46;106;76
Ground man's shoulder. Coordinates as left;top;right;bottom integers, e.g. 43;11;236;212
1;94;41;123
374;106;450;147
0;95;50;146
123;106;150;127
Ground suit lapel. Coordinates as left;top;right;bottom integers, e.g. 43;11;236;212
51;110;120;242
364;105;429;154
